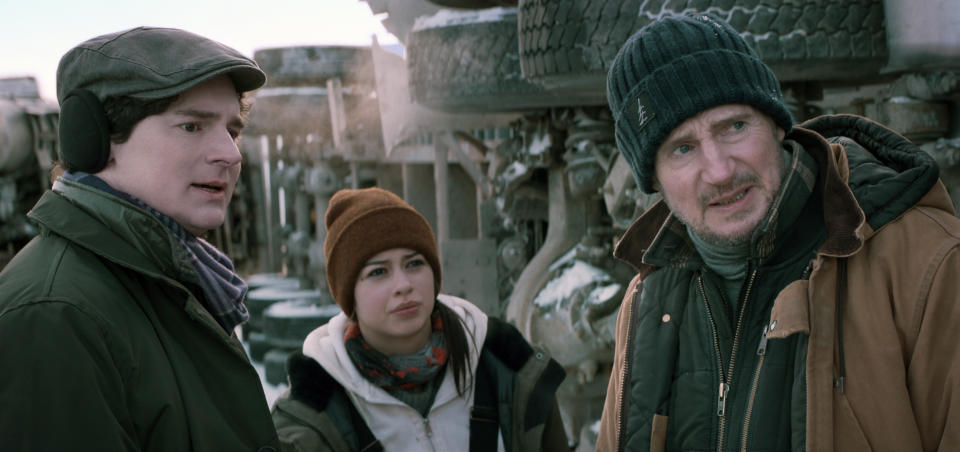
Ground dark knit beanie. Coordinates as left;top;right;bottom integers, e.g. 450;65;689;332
606;12;793;194
324;187;442;317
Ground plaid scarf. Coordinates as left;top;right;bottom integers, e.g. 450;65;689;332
344;310;447;390
65;172;249;334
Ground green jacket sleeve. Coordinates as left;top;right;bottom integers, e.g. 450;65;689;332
272;395;347;452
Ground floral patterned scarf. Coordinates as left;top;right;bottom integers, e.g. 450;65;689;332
344;310;447;390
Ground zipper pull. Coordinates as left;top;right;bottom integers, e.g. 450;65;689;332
757;324;769;356
424;417;433;437
717;382;729;417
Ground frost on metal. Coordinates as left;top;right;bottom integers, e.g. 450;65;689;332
0;77;40;99
265;299;341;319
500;161;529;184
247;287;323;302
412;6;516;32
533;247;622;310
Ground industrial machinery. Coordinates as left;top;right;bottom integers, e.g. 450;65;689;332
0;77;59;270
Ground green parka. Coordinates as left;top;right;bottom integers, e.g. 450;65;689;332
0;178;280;451
596;115;960;451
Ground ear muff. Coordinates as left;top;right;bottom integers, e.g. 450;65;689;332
58;89;111;173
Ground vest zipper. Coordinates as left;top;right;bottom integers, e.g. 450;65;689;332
616;287;641;452
699;268;758;452
740;324;769;452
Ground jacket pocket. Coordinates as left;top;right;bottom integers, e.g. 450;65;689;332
835;394;871;451
650;414;668;452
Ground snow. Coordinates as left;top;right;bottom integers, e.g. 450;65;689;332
588;419;601;436
527;130;551;156
257;86;332;97
533;249;622;309
245;273;301;290
247;287;324;302
242;335;288;409
254;353;289;409
265;299;341;318
588;283;621;305
412;7;515;31
501;161;529;185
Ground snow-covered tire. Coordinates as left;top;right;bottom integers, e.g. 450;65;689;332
254;46;374;86
518;0;888;104
262;300;340;349
245;87;331;136
264;348;293;386
407;7;567;112
245;273;300;291
248;331;272;362
426;0;517;8
245;287;324;335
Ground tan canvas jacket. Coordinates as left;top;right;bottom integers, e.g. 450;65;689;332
597;121;960;451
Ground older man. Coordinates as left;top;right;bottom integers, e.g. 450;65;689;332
597;13;960;452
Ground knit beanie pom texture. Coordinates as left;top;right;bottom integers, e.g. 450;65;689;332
606;12;794;194
324;187;442;317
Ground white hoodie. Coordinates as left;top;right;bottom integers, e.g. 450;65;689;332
301;294;505;452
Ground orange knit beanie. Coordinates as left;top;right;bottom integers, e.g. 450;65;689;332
324;187;441;317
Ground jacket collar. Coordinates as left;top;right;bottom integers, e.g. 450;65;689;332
787;125;866;257
614;125;868;273
801;114;945;230
29;177;197;283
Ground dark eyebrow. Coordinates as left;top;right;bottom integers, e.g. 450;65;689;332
361;252;424;268
172;108;246;130
709;112;753;134
362;259;388;268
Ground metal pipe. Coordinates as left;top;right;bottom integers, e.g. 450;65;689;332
267;135;282;271
327;78;347;149
505;165;587;338
402;161;412;201
434;134;450;256
0;100;36;175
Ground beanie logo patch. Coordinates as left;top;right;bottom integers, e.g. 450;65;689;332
636;92;655;130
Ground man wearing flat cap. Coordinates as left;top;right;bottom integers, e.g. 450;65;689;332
596;12;960;452
0;27;280;450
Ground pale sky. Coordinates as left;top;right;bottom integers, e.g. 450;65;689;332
0;0;400;101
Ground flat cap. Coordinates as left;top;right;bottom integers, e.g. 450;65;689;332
56;26;265;104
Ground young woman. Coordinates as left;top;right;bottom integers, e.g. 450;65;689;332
271;187;569;451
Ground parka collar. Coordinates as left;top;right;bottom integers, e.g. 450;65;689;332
29;177;197;283
786;125;866;257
